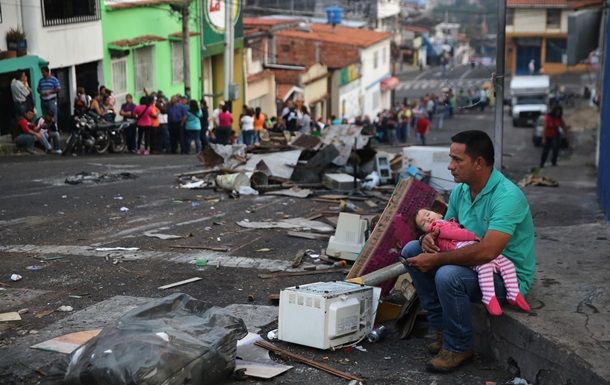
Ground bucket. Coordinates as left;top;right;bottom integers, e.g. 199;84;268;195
250;171;269;188
216;172;250;191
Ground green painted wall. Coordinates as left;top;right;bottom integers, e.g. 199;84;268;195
101;2;201;104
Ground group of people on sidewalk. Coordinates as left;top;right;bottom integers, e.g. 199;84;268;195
10;67;63;154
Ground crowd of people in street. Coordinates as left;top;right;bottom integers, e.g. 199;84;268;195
9;65;498;157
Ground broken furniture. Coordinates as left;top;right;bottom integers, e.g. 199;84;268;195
403;146;456;192
374;152;393;184
278;281;376;350
322;173;360;192
326;213;368;261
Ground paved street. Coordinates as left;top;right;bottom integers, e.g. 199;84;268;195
0;94;600;384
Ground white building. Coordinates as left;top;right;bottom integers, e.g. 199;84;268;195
0;0;104;127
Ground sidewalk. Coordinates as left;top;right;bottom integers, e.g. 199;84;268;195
473;128;610;384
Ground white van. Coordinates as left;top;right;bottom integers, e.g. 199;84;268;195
510;75;549;127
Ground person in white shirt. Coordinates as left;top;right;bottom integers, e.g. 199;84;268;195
11;70;32;117
240;108;255;145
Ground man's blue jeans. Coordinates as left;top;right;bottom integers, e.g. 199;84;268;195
400;240;507;353
41;98;58;122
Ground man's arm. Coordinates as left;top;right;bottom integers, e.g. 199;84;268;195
408;229;511;272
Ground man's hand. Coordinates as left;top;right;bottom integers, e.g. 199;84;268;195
406;252;439;272
421;228;440;253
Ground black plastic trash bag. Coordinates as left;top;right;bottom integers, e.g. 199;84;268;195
47;293;247;385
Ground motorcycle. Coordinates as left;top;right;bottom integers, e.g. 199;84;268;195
63;112;128;155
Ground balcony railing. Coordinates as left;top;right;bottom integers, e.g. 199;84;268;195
41;0;100;27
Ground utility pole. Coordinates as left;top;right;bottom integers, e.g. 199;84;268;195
223;0;234;105
181;0;191;98
494;0;506;170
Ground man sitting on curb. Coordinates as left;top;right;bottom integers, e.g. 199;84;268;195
400;130;536;373
34;112;62;154
15;110;60;154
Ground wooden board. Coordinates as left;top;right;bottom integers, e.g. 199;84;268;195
31;329;101;354
346;178;441;295
158;277;202;290
0;312;21;322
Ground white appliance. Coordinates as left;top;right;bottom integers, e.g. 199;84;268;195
326;213;368;261
403;146;456;192
278;281;375;350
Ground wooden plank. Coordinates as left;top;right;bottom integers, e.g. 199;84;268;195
258;268;347;279
286;231;330;240
158;277;202;290
346;179;441;296
170;245;230;252
254;340;363;382
291;250;306;268
30;329;101;354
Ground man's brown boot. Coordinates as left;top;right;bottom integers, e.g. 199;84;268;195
427;332;443;355
426;348;473;373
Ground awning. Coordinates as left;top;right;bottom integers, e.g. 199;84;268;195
380;76;400;92
108;35;166;50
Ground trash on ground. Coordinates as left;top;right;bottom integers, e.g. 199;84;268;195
326;213;368;261
354;345;367;352
264;187;312;198
10;274;22;282
0;312;22;322
35;255;65;261
157;277;202;290
199;143;247;169
255;340;364;382
179;180;208;189
235;332;292;379
518;174;559;187
366;325;387;342
236;218;334;233
57;306;74;312
94;247;139;251
52;293;247;385
241;150;302;180
170;245;230;252
26;265;44;271
238;186;259;195
278;281;374;350
30;329;102;354
286;231;330;240
120;207;129;212
216;172;251;191
195;259;208;270
65;171;137;185
361;171;381;190
256;248;272;252
322;173;360;192
508;378;533;385
35;309;55;318
267;329;278;341
257;268;348;279
143;230;183;240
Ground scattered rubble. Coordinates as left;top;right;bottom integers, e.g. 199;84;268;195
65;171;137;185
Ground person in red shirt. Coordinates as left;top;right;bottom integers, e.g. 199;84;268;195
540;105;565;168
416;114;430;146
215;104;233;145
15;110;54;154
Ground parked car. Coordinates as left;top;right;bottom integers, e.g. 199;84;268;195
532;114;569;148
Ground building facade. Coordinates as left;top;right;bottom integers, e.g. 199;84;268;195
101;0;202;106
506;0;588;75
1;0;104;129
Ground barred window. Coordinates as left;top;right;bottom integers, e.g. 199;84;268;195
171;42;184;85
134;46;155;93
41;0;100;27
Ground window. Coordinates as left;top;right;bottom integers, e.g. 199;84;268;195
171;42;184;84
111;58;128;98
134;46;155;93
506;8;514;26
41;0;99;27
372;90;380;110
546;9;561;29
373;51;378;69
545;38;566;63
382;47;387;65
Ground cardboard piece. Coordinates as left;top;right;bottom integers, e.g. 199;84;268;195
30;329;102;354
346;178;441;295
235;332;292;379
242;150;302;180
0;312;21;322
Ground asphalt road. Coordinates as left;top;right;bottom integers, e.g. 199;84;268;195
0;96;593;384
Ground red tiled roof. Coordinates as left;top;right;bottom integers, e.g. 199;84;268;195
169;32;200;39
507;0;568;8
109;35;166;48
404;25;428;33
247;69;274;83
244;17;300;28
105;0;183;10
275;24;392;48
277;83;302;101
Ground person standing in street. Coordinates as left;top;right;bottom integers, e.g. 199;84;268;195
215;105;233;145
37;66;61;126
240;107;255;145
183;100;202;154
119;94;137;153
401;130;536;373
540;105;565;168
416;113;430;146
167;95;187;154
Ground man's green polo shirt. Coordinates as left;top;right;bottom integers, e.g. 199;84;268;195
444;168;536;294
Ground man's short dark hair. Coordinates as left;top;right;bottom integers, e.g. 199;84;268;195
451;130;494;166
41;66;49;73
